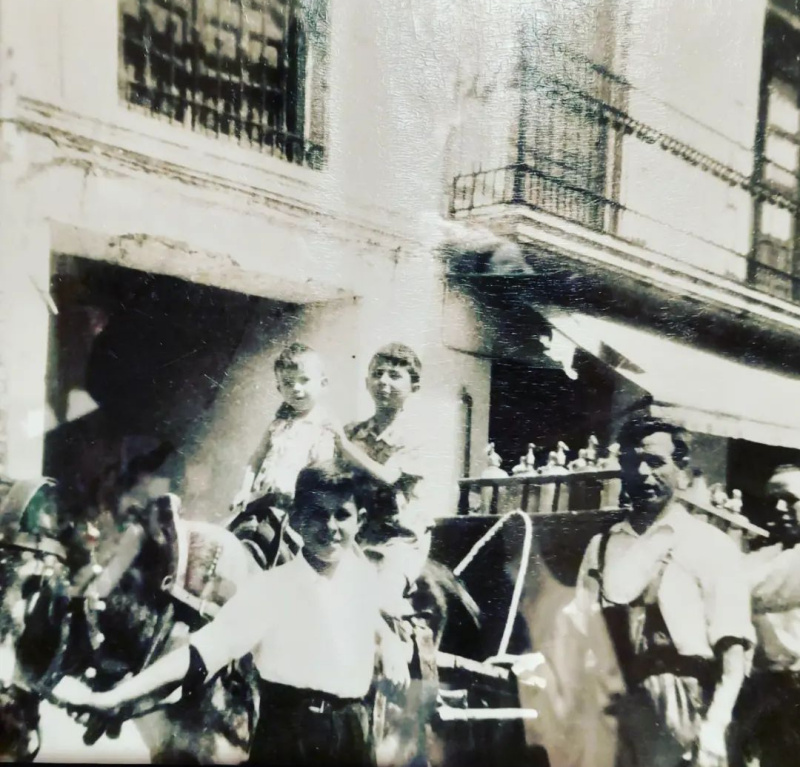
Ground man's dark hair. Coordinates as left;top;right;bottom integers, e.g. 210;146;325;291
274;342;318;375
294;462;357;512
369;343;422;386
616;414;691;469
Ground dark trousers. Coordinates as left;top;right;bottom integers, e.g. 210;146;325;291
248;681;374;766
734;670;800;767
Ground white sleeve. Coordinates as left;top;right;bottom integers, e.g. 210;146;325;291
190;570;272;678
702;536;756;649
750;546;800;614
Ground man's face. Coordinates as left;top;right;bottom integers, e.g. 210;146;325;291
766;469;800;524
366;358;418;412
621;431;683;514
293;489;360;566
276;353;327;414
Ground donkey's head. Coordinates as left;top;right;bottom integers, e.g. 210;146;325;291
0;477;74;761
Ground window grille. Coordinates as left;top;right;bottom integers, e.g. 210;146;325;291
119;0;325;168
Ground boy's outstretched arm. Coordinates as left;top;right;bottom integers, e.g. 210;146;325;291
54;571;269;713
52;645;191;712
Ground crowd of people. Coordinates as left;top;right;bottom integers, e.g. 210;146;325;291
49;339;800;767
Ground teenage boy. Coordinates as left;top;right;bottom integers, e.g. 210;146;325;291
52;463;409;766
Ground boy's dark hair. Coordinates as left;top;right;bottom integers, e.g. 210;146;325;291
369;343;422;386
274;342;318;375
617;414;691;469
294;462;357;512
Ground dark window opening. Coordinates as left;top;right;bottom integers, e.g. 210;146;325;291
752;11;800;300
119;0;326;169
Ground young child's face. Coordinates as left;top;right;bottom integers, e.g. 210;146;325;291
293;489;360;565
366;358;418;412
276;353;327;414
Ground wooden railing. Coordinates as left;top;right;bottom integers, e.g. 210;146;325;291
458;470;622;516
456;472;770;551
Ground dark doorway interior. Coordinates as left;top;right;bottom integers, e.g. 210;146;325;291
487;350;617;472
43;255;292;515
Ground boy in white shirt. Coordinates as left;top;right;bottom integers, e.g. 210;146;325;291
228;343;337;567
53;462;409;766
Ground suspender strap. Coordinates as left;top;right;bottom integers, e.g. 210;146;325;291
590;530;639;690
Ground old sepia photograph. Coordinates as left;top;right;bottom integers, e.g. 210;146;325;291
1;0;800;765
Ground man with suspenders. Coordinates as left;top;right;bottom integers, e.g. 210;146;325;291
574;415;754;767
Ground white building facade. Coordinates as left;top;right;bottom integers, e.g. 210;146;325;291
1;0;799;523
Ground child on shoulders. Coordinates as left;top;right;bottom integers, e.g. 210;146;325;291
331;343;432;607
228;342;336;567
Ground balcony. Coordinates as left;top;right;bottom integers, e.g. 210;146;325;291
450;45;800;308
118;0;326;169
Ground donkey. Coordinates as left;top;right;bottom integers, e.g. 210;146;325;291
0;472;262;763
0;477;75;762
57;492;262;763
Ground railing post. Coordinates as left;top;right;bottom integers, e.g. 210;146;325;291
512;30;529;206
458;484;470;516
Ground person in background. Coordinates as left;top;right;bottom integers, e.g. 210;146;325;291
571;415;754;767
735;464;800;767
227;342;337;567
52;463;410;766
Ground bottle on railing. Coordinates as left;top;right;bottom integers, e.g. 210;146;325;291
586;434;600;466
724;489;747;548
509;452;531;512
525;443;537;473
599;442;622;509
481;442;508;514
539;449;569;513
512;455;533;476
571;445;601;510
679;477;767;551
522;443;542;511
555;441;569;469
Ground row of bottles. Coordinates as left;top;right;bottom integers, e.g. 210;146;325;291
681;471;760;550
478;436;622;513
483;436;622;479
476;438;764;547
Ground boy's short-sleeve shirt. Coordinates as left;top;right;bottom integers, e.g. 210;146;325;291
345;408;432;539
190;549;381;698
248;403;336;507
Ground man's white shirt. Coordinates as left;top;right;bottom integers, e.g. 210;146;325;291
574;502;755;657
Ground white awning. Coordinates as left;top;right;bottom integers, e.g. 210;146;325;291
546;312;800;450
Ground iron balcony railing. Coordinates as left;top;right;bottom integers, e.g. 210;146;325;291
119;0;324;169
452;164;623;234
451;46;800;303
